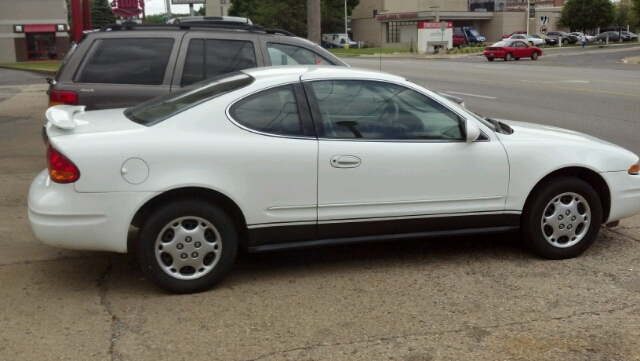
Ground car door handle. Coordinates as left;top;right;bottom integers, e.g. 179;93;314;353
330;155;361;168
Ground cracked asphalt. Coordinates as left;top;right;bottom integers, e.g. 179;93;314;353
1;68;640;361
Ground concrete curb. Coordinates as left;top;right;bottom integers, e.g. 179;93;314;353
0;66;57;76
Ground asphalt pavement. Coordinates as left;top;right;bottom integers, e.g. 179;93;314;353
1;50;640;361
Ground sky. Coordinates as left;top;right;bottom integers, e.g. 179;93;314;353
143;0;204;16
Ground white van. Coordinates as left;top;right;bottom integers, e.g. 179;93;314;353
322;33;358;48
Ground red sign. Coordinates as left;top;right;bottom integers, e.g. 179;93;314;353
110;0;145;17
418;22;453;29
376;13;419;21
24;24;57;33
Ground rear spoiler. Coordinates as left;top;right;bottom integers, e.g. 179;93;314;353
45;105;86;129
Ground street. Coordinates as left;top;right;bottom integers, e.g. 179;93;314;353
1;46;640;361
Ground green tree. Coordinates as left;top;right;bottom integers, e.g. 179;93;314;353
631;0;640;27
558;0;615;32
91;0;116;29
614;0;631;31
229;0;359;37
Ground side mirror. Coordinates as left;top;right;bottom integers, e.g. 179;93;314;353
465;119;481;142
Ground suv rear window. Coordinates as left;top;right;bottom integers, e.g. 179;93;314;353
80;38;174;85
181;39;257;86
125;72;254;126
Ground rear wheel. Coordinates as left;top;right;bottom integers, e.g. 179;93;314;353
562;38;569;45
515;57;520;61
531;52;539;60
522;177;602;259
505;52;513;61
137;199;238;293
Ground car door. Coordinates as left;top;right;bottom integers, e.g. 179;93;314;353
303;78;511;239
172;32;263;88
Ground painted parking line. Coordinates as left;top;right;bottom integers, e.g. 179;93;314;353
521;80;589;84
446;91;497;99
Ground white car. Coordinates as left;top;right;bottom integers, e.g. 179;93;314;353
506;34;545;46
29;67;640;293
569;32;597;43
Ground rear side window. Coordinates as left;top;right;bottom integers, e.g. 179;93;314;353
230;85;302;136
267;43;334;66
125;72;254;126
80;38;174;85
181;39;257;86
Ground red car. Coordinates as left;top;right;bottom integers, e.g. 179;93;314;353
502;30;526;39
453;34;466;48
484;40;542;62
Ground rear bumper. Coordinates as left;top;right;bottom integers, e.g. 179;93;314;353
602;171;640;223
28;170;159;253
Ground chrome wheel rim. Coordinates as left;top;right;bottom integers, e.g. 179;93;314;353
540;192;591;248
155;216;221;280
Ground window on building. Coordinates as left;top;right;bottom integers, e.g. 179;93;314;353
387;21;417;43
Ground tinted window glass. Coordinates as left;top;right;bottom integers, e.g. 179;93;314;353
81;38;174;85
267;43;334;66
181;39;257;86
231;85;302;136
310;80;463;140
125;73;254;126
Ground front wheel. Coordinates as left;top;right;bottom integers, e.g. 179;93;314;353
137;199;239;293
562;39;569;45
531;52;539;60
487;57;495;61
522;177;603;259
505;52;513;61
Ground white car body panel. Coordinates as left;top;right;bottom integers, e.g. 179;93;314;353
29;66;640;254
507;35;544;46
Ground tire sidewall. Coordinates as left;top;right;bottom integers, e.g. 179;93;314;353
523;177;603;259
137;199;238;294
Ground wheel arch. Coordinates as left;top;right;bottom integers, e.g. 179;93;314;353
523;167;611;224
131;187;249;249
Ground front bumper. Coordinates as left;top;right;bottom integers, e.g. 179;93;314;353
28;170;159;253
602;171;640;223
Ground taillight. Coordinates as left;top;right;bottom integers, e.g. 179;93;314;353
49;90;78;106
47;144;80;183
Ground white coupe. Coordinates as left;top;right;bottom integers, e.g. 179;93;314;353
29;67;640;293
505;34;545;46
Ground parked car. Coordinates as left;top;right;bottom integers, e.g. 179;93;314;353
505;34;544;46
30;66;640;293
484;40;542;61
454;27;485;44
502;30;526;39
47;22;347;110
545;31;578;45
569;32;596;43
621;31;638;41
453;34;466;48
596;31;624;42
166;16;252;25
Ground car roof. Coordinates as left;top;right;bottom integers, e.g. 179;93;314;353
240;66;405;83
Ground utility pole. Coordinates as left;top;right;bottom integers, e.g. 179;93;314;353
307;0;321;44
165;0;172;22
344;0;347;36
526;0;530;39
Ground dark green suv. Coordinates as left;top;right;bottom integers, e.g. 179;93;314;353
48;23;347;110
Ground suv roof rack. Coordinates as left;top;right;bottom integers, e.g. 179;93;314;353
99;22;294;37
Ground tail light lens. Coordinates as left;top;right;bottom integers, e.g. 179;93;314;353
49;90;78;106
47;144;80;183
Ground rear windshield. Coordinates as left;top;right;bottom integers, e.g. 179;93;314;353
125;72;254;126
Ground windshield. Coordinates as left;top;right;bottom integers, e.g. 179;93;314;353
489;41;509;47
469;29;480;36
125;72;254;126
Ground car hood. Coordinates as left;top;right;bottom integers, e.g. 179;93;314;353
496;119;638;171
45;107;144;138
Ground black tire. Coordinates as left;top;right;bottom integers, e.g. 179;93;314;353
515;57;520;61
505;52;513;61
531;52;539;60
137;199;239;294
522;177;603;259
562;39;569;45
487;57;495;61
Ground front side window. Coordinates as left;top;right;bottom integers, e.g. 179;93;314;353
310;80;463;140
80;38;174;85
230;85;302;136
182;39;257;86
267;43;334;66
